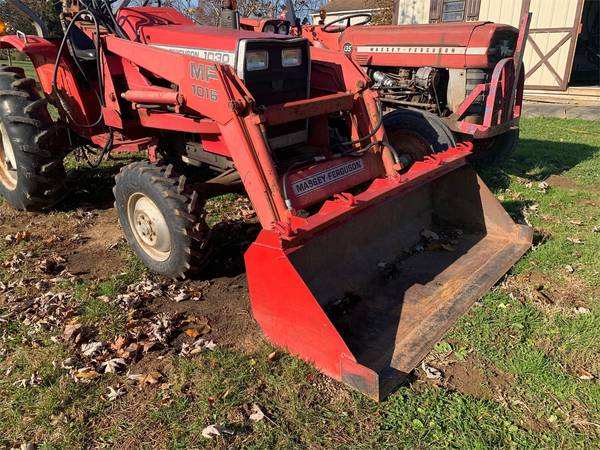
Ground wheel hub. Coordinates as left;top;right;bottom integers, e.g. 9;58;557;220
387;129;434;163
0;122;18;191
127;193;172;262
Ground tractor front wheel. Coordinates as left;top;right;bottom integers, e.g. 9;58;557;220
0;65;67;210
114;161;210;279
383;109;456;163
471;129;520;165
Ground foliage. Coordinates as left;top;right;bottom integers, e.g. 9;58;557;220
0;0;62;37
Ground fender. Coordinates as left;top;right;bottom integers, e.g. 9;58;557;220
0;35;61;95
0;34;101;134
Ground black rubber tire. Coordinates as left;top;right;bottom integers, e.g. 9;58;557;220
0;65;67;210
383;108;456;156
113;161;210;279
471;129;520;165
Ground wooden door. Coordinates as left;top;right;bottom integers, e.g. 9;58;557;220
524;0;585;90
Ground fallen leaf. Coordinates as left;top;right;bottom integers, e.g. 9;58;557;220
577;368;595;380
100;358;127;374
139;371;162;387
185;328;201;338
267;351;278;362
564;265;575;273
593;226;600;233
63;324;83;343
201;424;234;439
105;385;127;401
569;220;583;226
249;404;265;422
574;307;591;315
421;361;442;379
19;443;37;450
202;424;222;439
81;342;104;357
111;336;128;352
74;368;100;382
567;237;585;245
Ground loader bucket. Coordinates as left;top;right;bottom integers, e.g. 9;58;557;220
245;153;532;401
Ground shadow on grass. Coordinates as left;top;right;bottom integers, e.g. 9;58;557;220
476;138;600;191
202;221;261;279
61;159;129;211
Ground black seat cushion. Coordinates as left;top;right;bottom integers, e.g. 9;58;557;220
69;25;97;61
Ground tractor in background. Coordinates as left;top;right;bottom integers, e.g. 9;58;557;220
250;1;532;164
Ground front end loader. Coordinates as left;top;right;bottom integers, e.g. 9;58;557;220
0;1;532;400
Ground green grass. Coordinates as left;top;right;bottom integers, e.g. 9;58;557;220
1;117;600;448
0;58;38;80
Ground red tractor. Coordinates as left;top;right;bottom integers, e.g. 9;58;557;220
244;1;532;164
0;0;531;400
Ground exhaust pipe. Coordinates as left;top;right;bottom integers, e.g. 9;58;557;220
220;0;239;29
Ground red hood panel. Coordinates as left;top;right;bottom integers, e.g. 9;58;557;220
118;7;290;54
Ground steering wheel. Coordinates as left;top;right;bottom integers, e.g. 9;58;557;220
322;13;372;33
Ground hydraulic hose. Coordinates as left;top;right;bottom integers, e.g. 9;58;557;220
52;9;104;128
340;101;385;148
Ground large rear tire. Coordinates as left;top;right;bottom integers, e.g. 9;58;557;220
114;161;211;279
0;65;67;210
383;108;456;162
471;129;520;165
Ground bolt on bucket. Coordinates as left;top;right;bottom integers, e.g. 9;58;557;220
245;154;532;401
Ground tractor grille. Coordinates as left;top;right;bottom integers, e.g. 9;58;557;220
240;39;310;150
488;29;519;65
241;39;310;106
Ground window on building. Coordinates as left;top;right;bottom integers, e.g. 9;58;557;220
429;0;480;24
442;0;466;22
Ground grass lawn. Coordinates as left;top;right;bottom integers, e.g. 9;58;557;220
0;58;38;81
0;57;598;448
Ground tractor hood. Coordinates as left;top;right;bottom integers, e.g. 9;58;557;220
117;7;294;67
337;21;519;68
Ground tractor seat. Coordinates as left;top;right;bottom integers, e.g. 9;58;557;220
69;25;97;61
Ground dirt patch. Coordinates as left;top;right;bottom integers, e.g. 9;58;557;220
64;209;125;279
546;175;600;194
146;275;263;354
442;357;515;401
507;270;592;313
546;175;580;190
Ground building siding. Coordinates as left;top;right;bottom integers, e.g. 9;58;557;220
396;0;584;90
396;0;431;24
479;0;582;89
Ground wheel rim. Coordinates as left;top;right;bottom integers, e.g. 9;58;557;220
387;129;434;163
127;193;172;262
0;122;18;191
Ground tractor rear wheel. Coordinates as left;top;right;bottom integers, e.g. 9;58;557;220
471;129;520;165
0;65;67;210
113;161;211;279
383;108;456;162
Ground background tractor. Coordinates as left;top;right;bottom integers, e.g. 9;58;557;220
245;0;532;165
0;0;532;399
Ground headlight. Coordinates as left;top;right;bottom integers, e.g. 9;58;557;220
246;50;269;71
277;23;290;35
263;24;276;34
282;48;302;67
